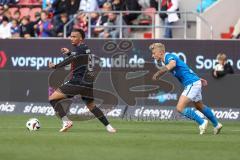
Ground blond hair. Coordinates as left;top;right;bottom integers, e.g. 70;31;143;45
103;2;112;9
149;43;165;52
216;53;227;61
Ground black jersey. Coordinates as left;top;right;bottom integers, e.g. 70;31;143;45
55;43;93;82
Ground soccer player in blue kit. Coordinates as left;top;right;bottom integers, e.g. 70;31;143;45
149;43;222;135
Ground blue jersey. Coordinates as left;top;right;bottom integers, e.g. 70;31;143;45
164;53;200;87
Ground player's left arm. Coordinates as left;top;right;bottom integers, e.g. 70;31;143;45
152;60;176;80
61;48;71;56
48;55;75;69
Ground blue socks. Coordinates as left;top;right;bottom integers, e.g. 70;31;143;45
181;106;219;127
182;108;204;125
201;106;218;127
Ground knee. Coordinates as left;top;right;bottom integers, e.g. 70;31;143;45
86;102;95;111
48;91;56;101
176;105;184;113
48;97;53;101
48;91;65;101
48;95;55;101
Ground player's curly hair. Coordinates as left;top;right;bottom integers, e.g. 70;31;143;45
72;29;85;39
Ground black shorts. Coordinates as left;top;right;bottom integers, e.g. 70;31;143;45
58;80;94;104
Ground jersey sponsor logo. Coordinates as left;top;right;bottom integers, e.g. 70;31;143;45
88;54;94;71
86;49;91;54
10;56;64;70
0;51;7;69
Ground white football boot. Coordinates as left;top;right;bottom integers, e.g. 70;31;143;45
106;124;117;133
213;123;223;135
199;119;208;135
59;121;73;132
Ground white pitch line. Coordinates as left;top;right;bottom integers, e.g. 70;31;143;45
231;130;240;132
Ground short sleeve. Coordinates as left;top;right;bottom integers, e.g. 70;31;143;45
82;45;90;54
77;45;90;55
165;54;177;65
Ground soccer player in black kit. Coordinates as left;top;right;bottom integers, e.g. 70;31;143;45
48;29;116;133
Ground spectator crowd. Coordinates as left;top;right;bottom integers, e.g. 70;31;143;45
0;0;181;39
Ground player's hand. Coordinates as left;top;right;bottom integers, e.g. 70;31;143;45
61;48;70;55
48;62;55;69
213;70;217;78
201;78;208;87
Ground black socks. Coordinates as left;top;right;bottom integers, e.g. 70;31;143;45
49;99;67;118
50;100;109;126
91;106;109;126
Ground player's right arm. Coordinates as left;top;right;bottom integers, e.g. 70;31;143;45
152;53;177;81
152;60;176;80
165;60;176;70
48;48;73;69
48;54;89;69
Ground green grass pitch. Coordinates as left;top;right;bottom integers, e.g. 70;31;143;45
0;115;239;160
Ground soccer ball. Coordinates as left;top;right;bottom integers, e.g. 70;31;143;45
26;118;41;131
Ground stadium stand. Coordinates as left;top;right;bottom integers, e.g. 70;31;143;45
18;0;41;6
232;18;240;39
196;0;217;12
8;7;18;16
19;7;30;18
221;26;234;39
29;7;41;21
0;0;238;39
